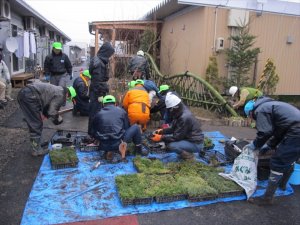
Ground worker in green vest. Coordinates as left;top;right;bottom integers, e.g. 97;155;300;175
229;86;263;109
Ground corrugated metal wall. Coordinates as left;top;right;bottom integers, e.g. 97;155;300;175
159;7;300;95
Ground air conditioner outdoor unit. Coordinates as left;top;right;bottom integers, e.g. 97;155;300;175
0;0;11;21
40;26;49;37
24;17;36;31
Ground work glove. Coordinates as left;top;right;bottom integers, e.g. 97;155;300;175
242;141;257;151
259;144;272;155
154;129;163;135
45;74;50;81
52;115;63;125
151;134;162;142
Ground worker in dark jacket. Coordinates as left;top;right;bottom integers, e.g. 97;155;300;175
128;50;150;80
44;42;73;87
17;82;71;156
151;93;204;160
93;95;148;162
243;96;300;205
72;69;91;116
88;42;115;137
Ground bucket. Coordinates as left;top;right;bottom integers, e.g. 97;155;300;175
289;163;300;185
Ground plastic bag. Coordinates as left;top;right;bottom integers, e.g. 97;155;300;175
219;146;259;199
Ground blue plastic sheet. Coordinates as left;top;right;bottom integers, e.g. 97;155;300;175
20;131;294;225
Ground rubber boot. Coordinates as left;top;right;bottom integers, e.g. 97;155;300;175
279;165;294;191
30;137;49;156
135;144;149;156
180;151;195;161
252;171;282;206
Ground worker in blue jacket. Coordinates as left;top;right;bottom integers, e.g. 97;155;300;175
244;96;300;205
92;95;149;162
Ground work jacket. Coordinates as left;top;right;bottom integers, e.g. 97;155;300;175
73;75;89;111
252;96;300;148
122;84;150;123
26;82;65;118
161;103;204;144
89;42;115;95
0;60;10;83
128;55;150;79
44;51;72;75
93;104;129;141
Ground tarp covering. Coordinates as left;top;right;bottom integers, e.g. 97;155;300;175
20;131;293;225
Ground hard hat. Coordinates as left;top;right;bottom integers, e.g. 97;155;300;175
159;84;170;93
82;70;91;79
229;86;238;97
128;80;136;89
244;100;255;117
103;95;116;104
67;86;77;100
52;42;62;50
135;79;144;85
165;92;181;108
137;50;144;56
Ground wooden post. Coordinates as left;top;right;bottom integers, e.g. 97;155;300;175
111;28;116;78
95;28;99;54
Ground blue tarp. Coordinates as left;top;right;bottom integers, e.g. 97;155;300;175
20;131;293;225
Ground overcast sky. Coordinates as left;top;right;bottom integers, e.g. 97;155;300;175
24;0;162;44
24;0;299;45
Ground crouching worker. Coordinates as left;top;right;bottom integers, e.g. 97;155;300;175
151;93;204;160
122;79;150;131
243;96;300;206
93;95;149;162
17;82;71;156
72;69;91;116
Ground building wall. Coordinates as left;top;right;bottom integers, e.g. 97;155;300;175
159;6;300;95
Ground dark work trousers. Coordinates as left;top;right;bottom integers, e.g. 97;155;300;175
99;124;142;152
17;87;43;139
88;90;105;136
270;136;300;173
50;73;68;88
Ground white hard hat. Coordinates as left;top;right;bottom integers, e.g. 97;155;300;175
229;86;238;97
165;93;181;108
137;50;144;56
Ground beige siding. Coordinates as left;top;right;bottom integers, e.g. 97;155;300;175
159;7;300;95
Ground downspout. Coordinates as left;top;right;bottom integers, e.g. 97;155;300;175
213;5;219;54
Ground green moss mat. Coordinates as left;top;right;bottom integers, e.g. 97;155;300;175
49;147;78;165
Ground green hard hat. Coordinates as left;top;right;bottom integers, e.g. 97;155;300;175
135;79;144;85
159;84;170;93
52;42;62;50
67;86;77;100
128;80;136;89
103;95;116;104
82;70;91;79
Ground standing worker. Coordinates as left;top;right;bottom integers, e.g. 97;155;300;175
88;42;115;137
72;69;91;116
17;82;72;156
229;86;263;109
0;52;13;109
93;95;148;162
44;42;73;87
122;79;150;131
243;96;300;205
128;50;150;80
151;93;204;160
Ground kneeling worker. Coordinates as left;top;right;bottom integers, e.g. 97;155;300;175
93;95;148;162
72;69;91;116
17;82;72;156
151;93;204;160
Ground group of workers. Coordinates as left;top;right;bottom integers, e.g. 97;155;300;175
14;41;299;207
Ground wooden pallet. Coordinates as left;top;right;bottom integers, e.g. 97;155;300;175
11;73;34;88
